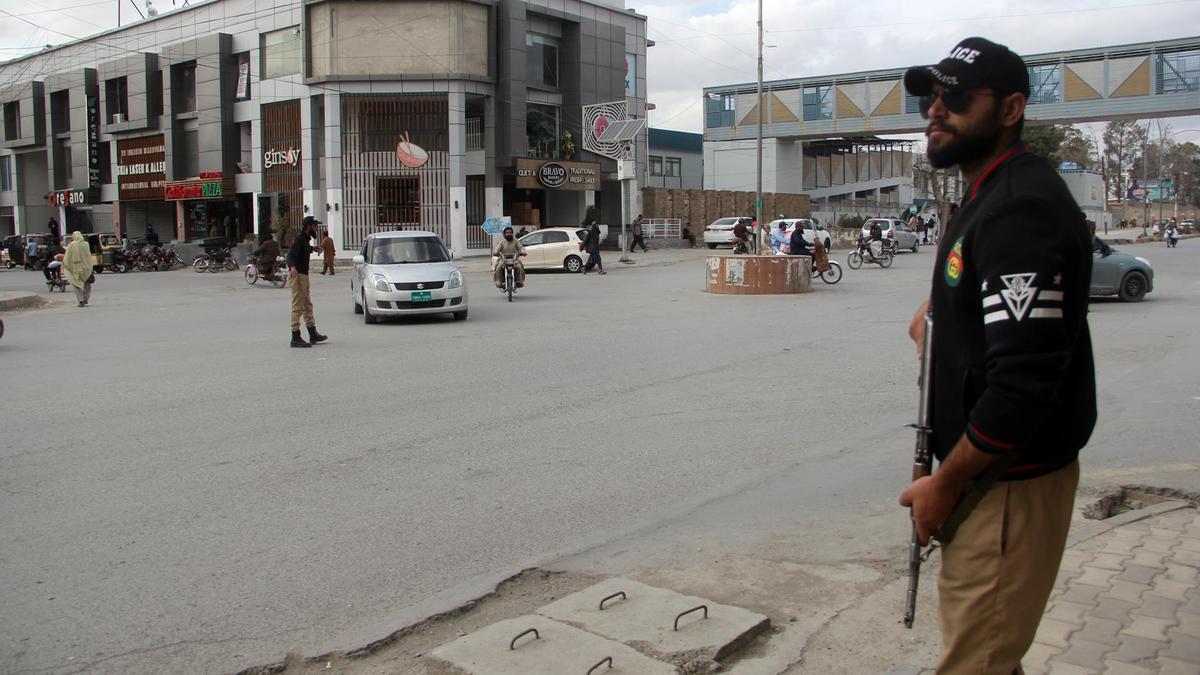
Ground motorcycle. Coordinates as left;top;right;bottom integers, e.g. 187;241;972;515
847;237;894;269
731;237;751;255
498;253;521;302
154;245;187;270
244;255;289;288
1166;233;1178;248
193;247;238;273
812;259;843;284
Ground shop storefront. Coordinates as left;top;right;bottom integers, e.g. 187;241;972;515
509;158;600;228
116;134;174;238
164;172;249;243
261;100;303;245
50;188;113;234
340;94;451;251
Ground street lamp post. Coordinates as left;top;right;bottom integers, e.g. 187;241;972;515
754;0;763;254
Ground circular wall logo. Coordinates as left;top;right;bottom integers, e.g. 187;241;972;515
538;162;568;189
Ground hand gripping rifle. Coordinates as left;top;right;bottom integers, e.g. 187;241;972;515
903;312;934;629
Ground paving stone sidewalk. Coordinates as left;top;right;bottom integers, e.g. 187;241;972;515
1025;503;1200;675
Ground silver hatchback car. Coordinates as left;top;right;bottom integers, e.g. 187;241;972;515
351;231;468;323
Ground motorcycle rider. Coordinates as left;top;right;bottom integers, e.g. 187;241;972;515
1165;222;1179;247
770;222;790;254
253;232;282;278
867;220;885;258
732;219;751;253
788;225;812;257
492;226;526;289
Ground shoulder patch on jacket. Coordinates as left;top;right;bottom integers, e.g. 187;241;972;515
944;237;965;287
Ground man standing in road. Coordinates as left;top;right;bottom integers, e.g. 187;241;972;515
898;37;1096;674
319;229;337;275
288;216;328;348
629;214;648;253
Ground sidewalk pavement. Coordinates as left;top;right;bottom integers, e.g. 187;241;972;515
1024;501;1200;675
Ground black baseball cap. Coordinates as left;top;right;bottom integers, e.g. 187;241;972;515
303;216;322;226
904;37;1030;98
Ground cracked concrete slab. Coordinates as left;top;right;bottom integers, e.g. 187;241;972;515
537;577;770;665
429;615;679;675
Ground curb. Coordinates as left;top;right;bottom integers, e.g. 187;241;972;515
1066;498;1194;548
0;292;41;312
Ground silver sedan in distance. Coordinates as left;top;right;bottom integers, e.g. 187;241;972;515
351;231;468;323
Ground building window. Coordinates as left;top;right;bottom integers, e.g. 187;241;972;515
665;157;681;178
234;51;251;101
53;140;72;186
176;129;199;178
649;155;663;176
377;176;421;226
1157;49;1200;94
526;34;559;89
705;94;735;128
4;101;19;140
803;85;833;121
97;142;111;184
0;155;11;191
354;95;449;154
172;62;197;114
262;27;302;79
51;91;70;134
904;92;920;114
1027;64;1061;104
526;103;559;158
105;77;128;122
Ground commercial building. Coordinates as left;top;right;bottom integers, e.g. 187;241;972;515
0;0;649;255
646;128;702;189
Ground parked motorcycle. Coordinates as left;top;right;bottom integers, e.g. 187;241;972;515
847;237;894;269
193;247;238;273
245;255;289;288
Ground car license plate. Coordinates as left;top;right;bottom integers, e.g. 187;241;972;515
411;291;432;302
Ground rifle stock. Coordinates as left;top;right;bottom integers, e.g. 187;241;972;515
904;313;934;629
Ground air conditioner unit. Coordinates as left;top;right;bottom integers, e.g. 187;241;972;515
112;113;126;124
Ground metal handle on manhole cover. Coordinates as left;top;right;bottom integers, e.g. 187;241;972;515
674;605;709;631
509;627;540;650
599;591;627;611
586;656;613;674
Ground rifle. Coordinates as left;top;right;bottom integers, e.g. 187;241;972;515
904;312;934;629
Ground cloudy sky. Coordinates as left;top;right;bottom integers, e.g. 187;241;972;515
2;0;1198;141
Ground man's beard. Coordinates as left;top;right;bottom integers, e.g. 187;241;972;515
927;112;1002;170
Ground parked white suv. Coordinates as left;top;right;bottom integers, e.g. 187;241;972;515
862;218;921;252
703;217;753;249
769;219;832;252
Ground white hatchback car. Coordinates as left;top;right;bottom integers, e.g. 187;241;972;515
351;231;468;323
498;227;590;273
862;218;921;252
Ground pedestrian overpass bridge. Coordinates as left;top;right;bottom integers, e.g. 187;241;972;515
702;36;1200;142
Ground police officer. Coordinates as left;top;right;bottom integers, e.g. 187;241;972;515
897;37;1096;674
288;216;328;348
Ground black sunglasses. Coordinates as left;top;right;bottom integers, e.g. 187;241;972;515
918;89;994;118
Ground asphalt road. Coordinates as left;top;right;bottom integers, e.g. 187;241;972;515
0;240;1196;674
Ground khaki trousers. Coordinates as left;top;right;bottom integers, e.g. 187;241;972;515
937;461;1079;675
290;273;315;331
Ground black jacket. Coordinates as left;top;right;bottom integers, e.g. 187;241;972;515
287;232;313;274
788;230;810;256
929;148;1096;481
584;227;601;254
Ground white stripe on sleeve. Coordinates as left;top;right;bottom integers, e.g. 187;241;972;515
1029;308;1064;319
984;310;1009;324
982;294;1002;308
1039;290;1064;302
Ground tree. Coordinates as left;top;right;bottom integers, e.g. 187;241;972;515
1058;126;1097;167
1103;121;1148;202
1023;124;1067;162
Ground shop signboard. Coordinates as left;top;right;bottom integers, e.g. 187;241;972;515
516;159;601;191
164;171;230;201
86;94;100;189
49;189;99;207
116;134;166;200
481;216;510;235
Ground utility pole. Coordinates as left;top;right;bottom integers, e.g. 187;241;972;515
1141;121;1149;236
754;0;763;254
1157;120;1166;227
